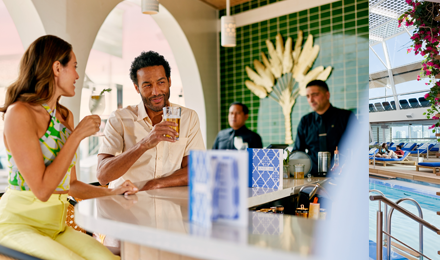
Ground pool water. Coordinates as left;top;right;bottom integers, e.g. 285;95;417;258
369;178;440;259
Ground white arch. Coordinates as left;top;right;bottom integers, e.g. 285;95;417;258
3;0;46;48
127;0;207;145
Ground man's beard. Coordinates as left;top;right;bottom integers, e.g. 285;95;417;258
141;89;170;112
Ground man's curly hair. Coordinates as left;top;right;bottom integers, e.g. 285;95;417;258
129;51;171;85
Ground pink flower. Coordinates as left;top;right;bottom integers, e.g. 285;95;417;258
426;70;432;76
429;124;436;129
407;48;413;53
417;75;421;81
426;83;429;85
428;61;434;66
421;51;426;56
433;116;439;120
435;98;439;101
425;93;430;99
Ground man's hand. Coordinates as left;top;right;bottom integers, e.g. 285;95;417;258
141;179;162;191
140;121;179;150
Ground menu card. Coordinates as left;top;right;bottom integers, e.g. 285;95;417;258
248;148;283;190
189;150;249;227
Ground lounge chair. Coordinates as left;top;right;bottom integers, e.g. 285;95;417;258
369;104;376;112
408;98;421;108
416;162;440;175
369;148;378;165
374;102;385;112
369;148;378;159
401;143;417;151
429;143;440;158
369;141;378;146
373;151;415;167
409;143;434;157
390;101;398;110
388;142;405;151
382;101;393;111
399;99;411;109
418;97;430;107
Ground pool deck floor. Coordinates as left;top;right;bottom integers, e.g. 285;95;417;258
369;163;440;185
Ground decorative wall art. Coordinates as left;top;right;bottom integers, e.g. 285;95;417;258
245;31;332;144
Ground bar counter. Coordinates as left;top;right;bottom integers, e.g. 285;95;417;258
75;177;326;260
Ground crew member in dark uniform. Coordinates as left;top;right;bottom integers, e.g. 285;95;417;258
293;80;354;176
212;102;263;149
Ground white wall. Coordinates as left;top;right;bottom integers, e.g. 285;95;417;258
160;0;218;148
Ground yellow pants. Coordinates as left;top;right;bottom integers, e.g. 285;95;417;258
0;189;119;260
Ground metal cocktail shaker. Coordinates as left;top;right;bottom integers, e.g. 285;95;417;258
317;151;331;176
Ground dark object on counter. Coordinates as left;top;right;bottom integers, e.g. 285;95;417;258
266;144;289;149
317;151;331;176
295;204;308;218
297;186;331;217
276;205;284;214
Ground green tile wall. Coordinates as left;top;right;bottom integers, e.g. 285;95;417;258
219;0;369;147
219;0;284;17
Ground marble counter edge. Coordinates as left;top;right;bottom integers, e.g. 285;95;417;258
75;208;314;260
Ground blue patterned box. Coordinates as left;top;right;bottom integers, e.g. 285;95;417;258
248;149;283;190
189;150;249;227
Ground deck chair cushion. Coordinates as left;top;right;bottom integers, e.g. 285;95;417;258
417;162;440;167
402;143;417;151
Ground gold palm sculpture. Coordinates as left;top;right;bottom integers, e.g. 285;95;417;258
245;31;332;144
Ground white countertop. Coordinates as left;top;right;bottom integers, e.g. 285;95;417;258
75;178;327;260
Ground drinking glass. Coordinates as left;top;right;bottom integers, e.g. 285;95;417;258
163;107;181;140
89;91;106;136
233;136;243;150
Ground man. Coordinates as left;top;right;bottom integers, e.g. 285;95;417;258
97;51;205;190
293;80;354;176
212;102;263;149
394;145;404;158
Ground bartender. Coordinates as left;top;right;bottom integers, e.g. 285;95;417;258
212;102;263;149
293;80;354;176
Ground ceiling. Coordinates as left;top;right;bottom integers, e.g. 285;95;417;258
369;61;422;89
369;0;413;46
198;0;252;10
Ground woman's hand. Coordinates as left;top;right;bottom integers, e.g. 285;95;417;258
72;115;101;140
111;180;139;196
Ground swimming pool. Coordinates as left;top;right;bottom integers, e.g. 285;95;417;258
369;178;440;259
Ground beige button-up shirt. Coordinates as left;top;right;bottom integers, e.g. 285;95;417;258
98;101;205;188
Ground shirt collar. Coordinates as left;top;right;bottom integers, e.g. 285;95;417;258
314;104;334;121
233;125;248;134
136;101;176;123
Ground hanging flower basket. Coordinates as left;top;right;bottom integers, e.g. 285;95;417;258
400;1;440;132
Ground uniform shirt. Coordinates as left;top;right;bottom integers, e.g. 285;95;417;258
293;104;354;174
212;125;263;149
99;101;205;188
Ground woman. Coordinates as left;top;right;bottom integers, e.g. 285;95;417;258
0;35;138;260
375;143;397;159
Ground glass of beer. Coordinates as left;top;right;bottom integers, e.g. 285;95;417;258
163;107;181;140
